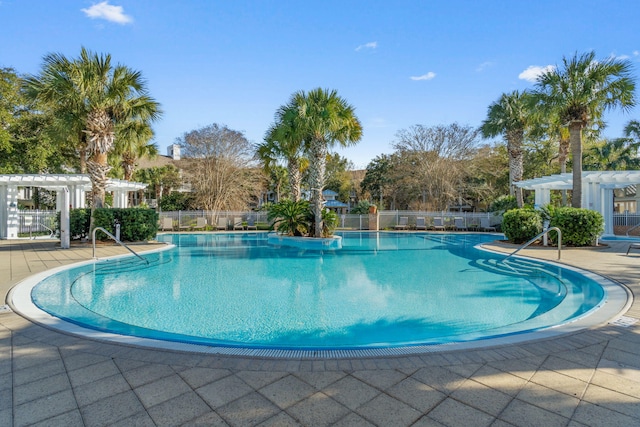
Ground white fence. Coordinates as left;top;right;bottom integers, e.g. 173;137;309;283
16;210;57;237
159;210;503;231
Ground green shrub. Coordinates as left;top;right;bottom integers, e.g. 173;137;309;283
549;207;603;246
502;208;542;244
350;200;371;215
61;208;158;241
267;199;310;236
70;208;91;239
117;209;159;241
489;195;517;213
320;208;338;237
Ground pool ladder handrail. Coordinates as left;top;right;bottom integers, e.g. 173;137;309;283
92;227;149;265
503;227;562;261
626;222;640;237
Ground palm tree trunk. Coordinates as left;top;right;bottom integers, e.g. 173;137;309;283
507;135;524;208
309;138;327;237
288;157;302;202
559;136;570;205
569;121;583;208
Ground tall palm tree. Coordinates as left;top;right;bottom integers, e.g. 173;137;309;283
533;51;635;208
288;88;362;237
113;120;158;181
24;47;162;209
481;90;533;208
257;105;306;201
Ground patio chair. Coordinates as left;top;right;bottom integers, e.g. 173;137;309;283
216;217;228;230
433;217;445;230
626;243;640;255
454;217;467;231
246;217;258;230
480;217;497;232
193;217;207;231
233;217;244;230
161;217;173;231
394;216;408;230
415;216;427;230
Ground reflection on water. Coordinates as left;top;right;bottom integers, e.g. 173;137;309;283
31;232;605;349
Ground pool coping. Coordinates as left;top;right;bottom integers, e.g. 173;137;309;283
7;235;632;359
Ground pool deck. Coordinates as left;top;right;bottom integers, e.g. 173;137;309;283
1;237;640;426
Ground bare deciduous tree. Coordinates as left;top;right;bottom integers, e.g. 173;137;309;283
392;123;481;210
178;124;261;211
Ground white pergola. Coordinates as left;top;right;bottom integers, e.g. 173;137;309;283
0;174;147;244
515;171;640;236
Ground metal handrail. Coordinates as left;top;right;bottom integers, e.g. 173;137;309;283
92;227;149;264
36;222;55;239
626;223;640;237
503;227;562;261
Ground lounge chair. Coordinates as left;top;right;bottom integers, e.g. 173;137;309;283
415;216;427;230
454;217;467;231
193;217;207;231
233;217;244;230
394;216;408;230
161;217;173;231
433;217;445;230
216;217;227;230
627;243;640;255
480;217;496;232
246;217;258;230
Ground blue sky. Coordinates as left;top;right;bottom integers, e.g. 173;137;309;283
2;1;639;168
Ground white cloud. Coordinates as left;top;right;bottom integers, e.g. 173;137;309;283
355;41;377;51
81;1;133;25
518;65;554;82
476;61;494;72
410;72;436;81
634;51;639;56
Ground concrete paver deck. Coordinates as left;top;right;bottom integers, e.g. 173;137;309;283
1;237;639;426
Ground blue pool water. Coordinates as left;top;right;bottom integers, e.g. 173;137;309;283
31;232;606;350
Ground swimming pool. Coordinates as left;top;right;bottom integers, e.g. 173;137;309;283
19;232;620;355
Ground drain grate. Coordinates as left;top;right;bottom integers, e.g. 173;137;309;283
610;316;638;327
0;305;13;314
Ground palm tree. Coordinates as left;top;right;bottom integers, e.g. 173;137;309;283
534;51;635;207
583;138;640;171
257;106;306;201
24;47;162;209
288;88;362;237
113;120;158;181
481;90;533;208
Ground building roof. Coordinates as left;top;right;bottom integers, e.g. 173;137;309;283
325;199;348;208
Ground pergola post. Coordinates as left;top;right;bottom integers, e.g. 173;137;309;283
1;185;19;239
60;187;70;249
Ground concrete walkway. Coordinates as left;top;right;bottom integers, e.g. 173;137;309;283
1;237;640;426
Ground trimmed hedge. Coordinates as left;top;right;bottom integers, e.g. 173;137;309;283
502;208;542;244
502;206;604;247
60;208;158;241
549;207;603;247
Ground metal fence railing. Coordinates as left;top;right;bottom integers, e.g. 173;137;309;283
13;209;503;237
158;210;503;232
613;213;640;235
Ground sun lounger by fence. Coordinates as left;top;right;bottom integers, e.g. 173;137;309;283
433;217;445;230
394;216;408;230
233;217;244;230
480;217;496;231
454;217;467;231
217;217;228;230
